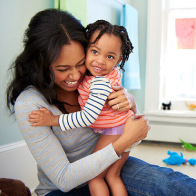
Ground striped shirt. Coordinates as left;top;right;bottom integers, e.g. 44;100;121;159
59;68;133;131
15;86;120;195
78;68;133;129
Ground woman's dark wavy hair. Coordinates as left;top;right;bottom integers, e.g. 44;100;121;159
6;9;87;114
85;20;134;71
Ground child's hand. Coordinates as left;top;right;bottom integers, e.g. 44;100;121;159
28;108;58;126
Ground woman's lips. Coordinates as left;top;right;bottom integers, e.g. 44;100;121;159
64;80;79;88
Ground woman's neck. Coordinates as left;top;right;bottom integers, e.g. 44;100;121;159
55;87;80;113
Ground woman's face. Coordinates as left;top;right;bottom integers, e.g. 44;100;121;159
52;41;86;92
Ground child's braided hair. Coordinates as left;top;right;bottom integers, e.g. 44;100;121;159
85;20;134;71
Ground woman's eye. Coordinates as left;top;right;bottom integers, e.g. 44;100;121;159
107;55;114;59
92;50;98;54
77;62;85;67
58;69;68;72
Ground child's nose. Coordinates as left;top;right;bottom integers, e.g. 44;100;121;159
96;57;105;65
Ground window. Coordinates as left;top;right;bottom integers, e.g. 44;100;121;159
145;0;196;114
160;0;196;110
144;0;196;143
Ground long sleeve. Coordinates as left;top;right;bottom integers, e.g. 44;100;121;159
59;77;112;131
15;87;120;195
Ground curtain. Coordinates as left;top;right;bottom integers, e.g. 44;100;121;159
120;3;141;90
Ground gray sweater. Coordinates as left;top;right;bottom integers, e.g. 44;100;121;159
15;86;120;196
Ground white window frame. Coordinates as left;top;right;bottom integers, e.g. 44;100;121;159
144;0;196;144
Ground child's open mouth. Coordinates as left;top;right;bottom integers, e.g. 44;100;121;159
92;66;104;73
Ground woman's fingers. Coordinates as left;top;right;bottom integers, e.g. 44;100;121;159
111;101;130;112
107;88;137;113
108;89;125;101
107;90;131;112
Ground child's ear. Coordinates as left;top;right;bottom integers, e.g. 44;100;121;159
115;56;123;67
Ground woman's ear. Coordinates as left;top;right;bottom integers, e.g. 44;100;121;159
115;56;123;67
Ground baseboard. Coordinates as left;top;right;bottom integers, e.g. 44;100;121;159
0;140;26;152
0;141;39;191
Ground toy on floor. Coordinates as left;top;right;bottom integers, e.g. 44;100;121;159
180;139;196;151
163;150;196;166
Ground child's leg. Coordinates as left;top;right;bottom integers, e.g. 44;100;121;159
105;152;129;196
88;169;110;196
88;135;127;196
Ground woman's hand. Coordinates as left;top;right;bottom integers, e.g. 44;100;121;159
107;86;136;113
112;115;150;156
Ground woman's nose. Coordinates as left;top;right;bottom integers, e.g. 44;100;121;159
69;68;81;80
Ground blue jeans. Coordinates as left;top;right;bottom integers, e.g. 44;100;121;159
46;156;196;196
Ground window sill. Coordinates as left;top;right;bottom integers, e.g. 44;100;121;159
144;110;196;124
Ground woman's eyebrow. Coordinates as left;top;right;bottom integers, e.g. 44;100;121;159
77;57;85;64
55;57;85;67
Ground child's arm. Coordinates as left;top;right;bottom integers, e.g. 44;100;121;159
28;77;112;130
58;77;112;131
28;107;59;126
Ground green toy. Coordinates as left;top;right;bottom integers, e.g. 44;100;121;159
180;139;196;151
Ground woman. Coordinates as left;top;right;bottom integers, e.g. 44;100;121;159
7;9;196;196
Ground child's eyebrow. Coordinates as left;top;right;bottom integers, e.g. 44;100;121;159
108;52;117;56
90;45;100;50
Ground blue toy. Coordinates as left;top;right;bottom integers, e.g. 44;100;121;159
163;150;196;166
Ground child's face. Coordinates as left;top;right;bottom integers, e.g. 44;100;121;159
85;31;123;76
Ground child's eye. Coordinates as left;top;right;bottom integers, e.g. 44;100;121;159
107;55;114;59
92;50;98;54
